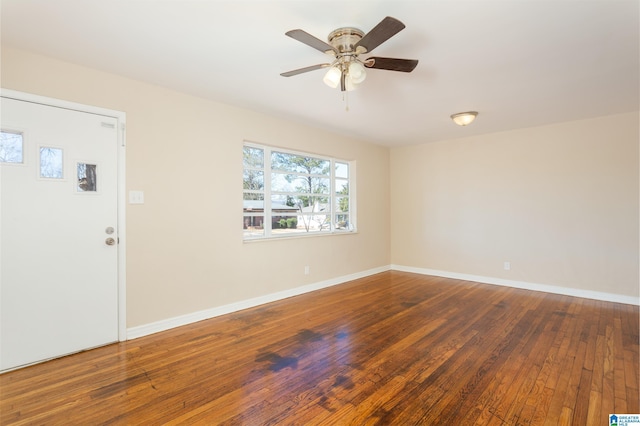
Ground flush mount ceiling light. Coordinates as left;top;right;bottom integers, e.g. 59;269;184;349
451;111;478;126
281;17;419;92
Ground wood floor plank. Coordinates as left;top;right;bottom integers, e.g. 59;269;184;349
602;324;617;422
478;294;558;421
613;315;629;413
1;271;638;425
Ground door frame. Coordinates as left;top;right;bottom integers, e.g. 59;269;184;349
1;88;127;342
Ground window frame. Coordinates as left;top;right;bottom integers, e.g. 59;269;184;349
243;141;356;241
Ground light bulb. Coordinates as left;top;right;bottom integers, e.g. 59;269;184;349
323;67;342;88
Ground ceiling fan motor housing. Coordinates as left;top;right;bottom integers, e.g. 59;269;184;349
327;28;365;55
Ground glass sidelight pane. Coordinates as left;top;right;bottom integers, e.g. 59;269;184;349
335;162;349;178
77;163;97;192
335;180;348;195
40;147;64;179
0;130;24;164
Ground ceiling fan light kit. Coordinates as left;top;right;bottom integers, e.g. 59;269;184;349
451;111;478;126
323;27;367;91
347;61;366;84
322;66;342;88
281;17;419;93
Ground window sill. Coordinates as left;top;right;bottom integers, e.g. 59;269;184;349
243;230;358;243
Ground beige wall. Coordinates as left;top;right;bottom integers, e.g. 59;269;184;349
1;48;391;327
391;113;639;298
3;47;638;331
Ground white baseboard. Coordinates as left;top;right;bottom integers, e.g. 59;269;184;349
391;264;640;306
128;263;638;340
127;265;391;340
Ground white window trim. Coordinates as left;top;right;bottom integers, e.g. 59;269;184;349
243;141;356;241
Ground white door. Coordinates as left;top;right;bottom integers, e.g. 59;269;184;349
1;95;121;371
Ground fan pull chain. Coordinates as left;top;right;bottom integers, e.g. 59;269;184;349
344;91;350;112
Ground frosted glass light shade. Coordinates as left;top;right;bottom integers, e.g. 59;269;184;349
451;111;478;126
345;77;358;91
323;67;342;88
348;62;367;84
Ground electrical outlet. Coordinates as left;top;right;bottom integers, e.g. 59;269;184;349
504;261;511;271
304;266;310;275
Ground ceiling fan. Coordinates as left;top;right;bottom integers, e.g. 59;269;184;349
281;16;418;92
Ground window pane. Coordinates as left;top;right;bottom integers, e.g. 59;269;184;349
335;162;349;178
40;147;64;179
272;152;330;175
335;180;349;195
243;146;263;168
336;196;349;213
77;163;97;192
335;214;351;230
243;215;264;237
243;195;265;237
243;170;264;191
0;130;24;164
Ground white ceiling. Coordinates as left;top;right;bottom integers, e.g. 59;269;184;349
2;0;638;147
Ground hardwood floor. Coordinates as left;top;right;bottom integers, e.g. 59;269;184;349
1;271;638;425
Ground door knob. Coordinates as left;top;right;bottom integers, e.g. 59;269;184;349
105;237;116;246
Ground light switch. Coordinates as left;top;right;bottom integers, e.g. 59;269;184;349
129;190;144;204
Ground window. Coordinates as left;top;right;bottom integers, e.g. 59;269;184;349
39;147;64;179
77;162;98;192
243;142;355;240
0;130;24;164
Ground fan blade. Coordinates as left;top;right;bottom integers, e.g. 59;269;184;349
281;63;331;77
285;29;337;54
364;57;418;72
354;16;406;54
